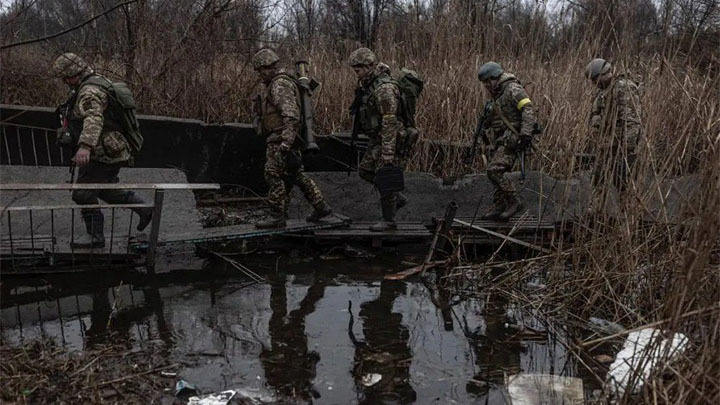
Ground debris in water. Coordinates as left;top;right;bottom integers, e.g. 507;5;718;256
188;390;236;405
234;387;277;404
588;317;626;335
606;328;688;396
506;373;584;405
175;379;199;397
361;373;383;386
593;354;614;364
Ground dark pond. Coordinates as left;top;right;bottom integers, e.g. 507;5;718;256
1;256;595;404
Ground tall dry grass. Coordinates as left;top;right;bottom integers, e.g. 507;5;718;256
1;3;719;403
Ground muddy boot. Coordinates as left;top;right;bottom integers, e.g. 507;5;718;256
306;201;333;222
498;197;525;221
481;205;505;221
72;212;105;249
396;192;409;211
125;193;153;231
256;211;287;229
369;198;397;232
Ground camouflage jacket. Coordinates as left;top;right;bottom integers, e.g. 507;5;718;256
486;73;537;146
259;70;301;147
355;63;403;159
69;74;131;164
589;74;641;153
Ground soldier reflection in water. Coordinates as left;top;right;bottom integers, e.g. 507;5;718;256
350;280;416;404
260;273;326;401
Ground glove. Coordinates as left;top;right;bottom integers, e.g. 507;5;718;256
382;154;394;166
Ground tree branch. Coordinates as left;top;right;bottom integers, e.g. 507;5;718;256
0;0;139;50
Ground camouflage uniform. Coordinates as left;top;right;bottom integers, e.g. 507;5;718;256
589;74;641;189
52;53;151;247
258;70;327;219
485;72;537;213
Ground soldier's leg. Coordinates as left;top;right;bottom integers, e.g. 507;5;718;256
358;140;382;185
294;169;333;222
71;162;106;248
257;143;288;228
482;146;509;220
94;164;153;232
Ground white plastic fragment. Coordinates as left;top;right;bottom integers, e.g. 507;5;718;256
361;373;382;387
506;373;584;405
606;328;688;396
187;390;236;405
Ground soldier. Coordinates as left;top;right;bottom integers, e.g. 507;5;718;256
585;58;641;190
52;53;152;249
477;62;538;221
252;49;333;228
348;47;409;232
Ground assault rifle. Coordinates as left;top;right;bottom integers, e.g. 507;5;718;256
348;87;363;175
55;90;77;185
463;100;493;164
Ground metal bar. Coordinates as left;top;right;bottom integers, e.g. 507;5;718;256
145;189;165;271
3;126;12;164
45;130;52;166
7;211;15;269
453;219;552;254
0;183;221;191
71;208;75;265
29;210;35;252
126;211;133;260
5;203;153;211
50;209;55;261
16;126;24;165
31;129;38;166
108;207;115;260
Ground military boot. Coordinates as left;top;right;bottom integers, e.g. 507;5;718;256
72;212;105;249
369;198;397;232
396;192;409;211
256;210;287;229
498;196;525;221
125;193;153;231
306;201;333;223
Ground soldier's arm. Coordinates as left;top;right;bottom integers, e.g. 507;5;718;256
509;83;536;138
614;81;641;151
375;83;402;161
270;78;301;148
76;85;108;150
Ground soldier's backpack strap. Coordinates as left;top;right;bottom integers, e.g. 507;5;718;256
493;99;521;137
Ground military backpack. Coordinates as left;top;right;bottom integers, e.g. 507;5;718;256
79;76;144;154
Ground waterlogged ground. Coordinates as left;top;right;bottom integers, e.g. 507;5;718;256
1;256;596;404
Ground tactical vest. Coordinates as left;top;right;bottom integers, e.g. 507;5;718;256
261;73;300;134
357;73;398;136
489;78;523;136
68;75;124;137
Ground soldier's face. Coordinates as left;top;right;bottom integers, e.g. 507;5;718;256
257;66;275;82
352;65;372;80
595;71;613;89
482;78;499;93
62;75;81;87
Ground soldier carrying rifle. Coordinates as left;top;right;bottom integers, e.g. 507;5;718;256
474;61;540;221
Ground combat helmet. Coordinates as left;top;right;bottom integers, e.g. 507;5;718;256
585;58;611;81
52;53;90;78
252;49;280;70
477;62;504;82
348;48;377;67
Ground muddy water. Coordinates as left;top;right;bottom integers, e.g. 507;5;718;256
1;257;593;404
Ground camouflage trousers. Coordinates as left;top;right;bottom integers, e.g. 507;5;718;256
592;146;636;191
486;145;518;205
358;138;405;202
264;143;325;216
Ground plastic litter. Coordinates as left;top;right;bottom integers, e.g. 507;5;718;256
175;379;199;397
361;373;382;387
606;328;688;397
188;390;236;405
506;373;584;405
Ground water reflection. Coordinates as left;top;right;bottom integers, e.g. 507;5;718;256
260;272;325;401
351;280;416;404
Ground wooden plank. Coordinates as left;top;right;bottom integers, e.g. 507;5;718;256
0;183;220;191
454;219;552;254
314;222;432;239
145;214;352;246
